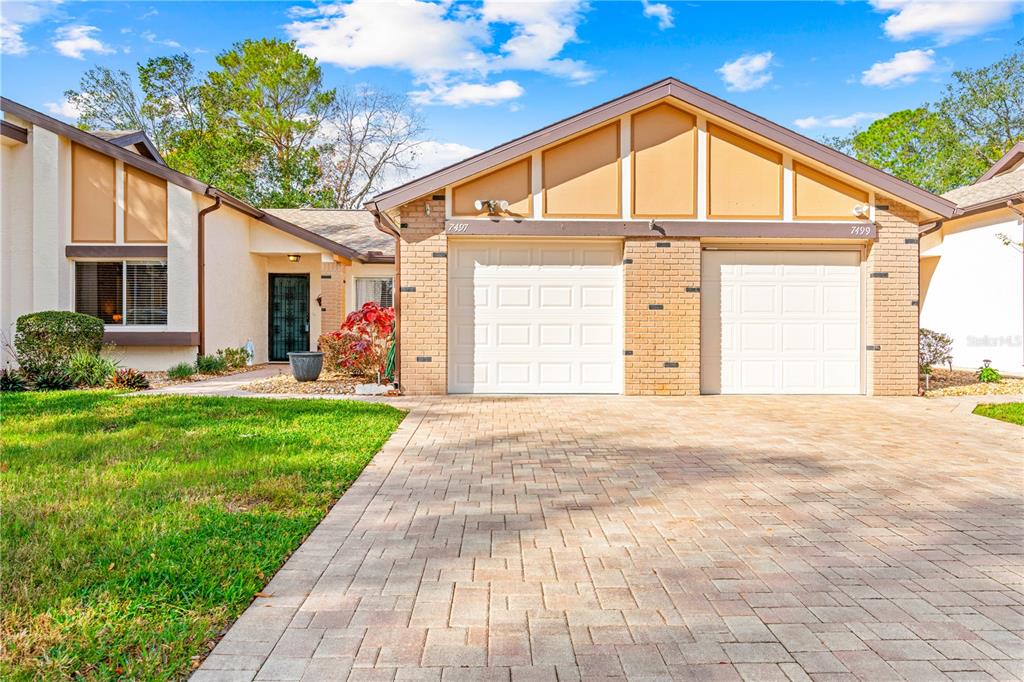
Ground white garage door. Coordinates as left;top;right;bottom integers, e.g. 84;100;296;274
448;239;623;394
701;250;862;394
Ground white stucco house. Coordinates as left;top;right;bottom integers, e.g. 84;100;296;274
920;142;1024;375
0;98;394;370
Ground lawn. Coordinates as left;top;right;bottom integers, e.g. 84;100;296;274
0;391;405;680
973;401;1024;426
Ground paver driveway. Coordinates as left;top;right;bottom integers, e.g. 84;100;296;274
195;396;1024;681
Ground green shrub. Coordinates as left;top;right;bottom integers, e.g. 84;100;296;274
106;368;150;391
32;368;75;391
216;346;250;370
67;350;118;387
195;354;228;374
978;366;1002;383
166;362;196;380
14;311;105;375
0;369;29;392
919;328;953;374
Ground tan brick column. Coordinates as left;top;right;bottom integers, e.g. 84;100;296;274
318;261;345;334
398;197;447;395
623;237;701;395
866;198;920;396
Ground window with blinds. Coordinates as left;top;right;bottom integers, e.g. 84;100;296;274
355;278;394;308
75;260;167;325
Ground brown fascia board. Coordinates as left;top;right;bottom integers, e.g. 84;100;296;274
1;97;370;262
66;244;168;258
975;142;1024;183
918;193;1023;234
372;77;957;219
1;120;28;143
104;130;166;165
441;218;877;240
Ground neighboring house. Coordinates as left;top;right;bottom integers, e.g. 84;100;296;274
0;98;394;371
920;142;1024;374
365;78;958;396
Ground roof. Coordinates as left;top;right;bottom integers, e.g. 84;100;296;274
369;77;957;219
0;97;372;262
943;166;1024;211
90;129;165;165
975;142;1024;184
263;209;394;262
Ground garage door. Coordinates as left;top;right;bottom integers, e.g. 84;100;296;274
448;239;623;393
701;250;862;394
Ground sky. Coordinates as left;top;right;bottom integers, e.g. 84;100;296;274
2;0;1022;177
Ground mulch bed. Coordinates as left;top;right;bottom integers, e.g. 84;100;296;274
923;368;1024;397
144;364;270;389
241;370;399;396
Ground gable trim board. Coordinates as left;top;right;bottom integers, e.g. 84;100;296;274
369;78;956;220
976;142;1024;183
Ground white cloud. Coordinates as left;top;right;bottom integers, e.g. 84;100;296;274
794;112;885;130
141;30;181;48
410;79;525;107
861;48;935;86
52;24;113;59
45;98;81;120
717;51;775;92
408;140;483;176
641;0;674;30
870;0;1023;45
285;0;593;107
1;0;62;56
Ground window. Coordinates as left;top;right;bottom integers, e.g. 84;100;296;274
355;277;394;308
75;260;167;325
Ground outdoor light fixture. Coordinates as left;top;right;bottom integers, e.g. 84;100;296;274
852;204;870;218
287;254;301;263
474;199;510;215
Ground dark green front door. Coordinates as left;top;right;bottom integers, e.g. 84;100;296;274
269;274;309;361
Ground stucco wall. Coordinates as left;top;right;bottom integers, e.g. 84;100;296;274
1;131;34;351
921;211;1023;374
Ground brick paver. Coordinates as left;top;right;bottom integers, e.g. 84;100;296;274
194;396;1024;681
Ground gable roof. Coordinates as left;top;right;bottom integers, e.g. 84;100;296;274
0;97;376;262
91;129;165;165
975;141;1024;184
943;166;1024;212
368;77;956;219
263;209;394;262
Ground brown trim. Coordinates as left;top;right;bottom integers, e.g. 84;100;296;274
975;142;1024;183
66;244;168;258
630;102;698;219
101;130;166;165
371;77;956;219
706;122;784;221
1;120;28;143
443;218;877;240
541;120;622;219
103;331;199;346
955;193;1024;218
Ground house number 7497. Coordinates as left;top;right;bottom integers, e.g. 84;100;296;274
447;223;469;233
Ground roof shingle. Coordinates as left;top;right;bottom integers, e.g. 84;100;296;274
262;209;394;260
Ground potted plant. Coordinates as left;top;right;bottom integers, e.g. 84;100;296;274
318;302;395;393
288;350;324;382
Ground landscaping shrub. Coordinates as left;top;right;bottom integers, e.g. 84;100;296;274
978;365;1002;383
14;311;104;374
67;350;118;387
106;368;150;391
166;362;196;380
195;354;229;374
318;303;395;381
216;346;250;370
32;368;75;391
0;368;28;392
919;328;953;374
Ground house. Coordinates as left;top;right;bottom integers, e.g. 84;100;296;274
0;98;394;371
364;78;958;396
920;143;1024;374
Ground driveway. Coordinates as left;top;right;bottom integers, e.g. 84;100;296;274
194;396;1023;681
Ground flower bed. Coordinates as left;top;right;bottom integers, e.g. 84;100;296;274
924;369;1024;397
241;369;399;396
144;364;269;389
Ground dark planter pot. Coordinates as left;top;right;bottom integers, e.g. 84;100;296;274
288;352;324;382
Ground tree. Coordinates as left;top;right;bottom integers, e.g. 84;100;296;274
317;87;426;209
64;66;157;144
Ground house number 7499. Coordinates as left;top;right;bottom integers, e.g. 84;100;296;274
849;225;872;236
447;223;469;233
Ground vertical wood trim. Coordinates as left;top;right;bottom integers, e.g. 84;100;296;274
619;114;631;220
696;116;708;221
531;151;542;219
869;191;876;222
783;155;794;221
115;160;125;243
444;185;452;219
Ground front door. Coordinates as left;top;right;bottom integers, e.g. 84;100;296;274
269;274;309;362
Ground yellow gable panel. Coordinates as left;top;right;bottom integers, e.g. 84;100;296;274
632;103;696;218
794;162;868;220
124;165;168;242
708;124;782;219
72;143;116;243
543;122;620;218
452;159;531;217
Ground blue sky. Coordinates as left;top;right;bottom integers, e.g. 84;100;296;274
2;1;1022;174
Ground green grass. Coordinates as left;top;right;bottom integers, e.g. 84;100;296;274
973;401;1024;426
0;391;405;680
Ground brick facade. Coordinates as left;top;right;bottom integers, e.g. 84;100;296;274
319;261;345;335
867;199;921;396
623;237;701;396
398;197;448;395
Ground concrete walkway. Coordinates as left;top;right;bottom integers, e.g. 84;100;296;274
194;395;1023;681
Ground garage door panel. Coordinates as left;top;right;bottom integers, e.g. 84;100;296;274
449;240;623;393
702;250;861;394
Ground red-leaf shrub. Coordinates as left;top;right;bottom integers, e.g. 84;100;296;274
319;303;395;381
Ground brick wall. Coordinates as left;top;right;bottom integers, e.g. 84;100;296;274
398;197;448;395
867;198;920;396
623;237;701;395
319;261;345;335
